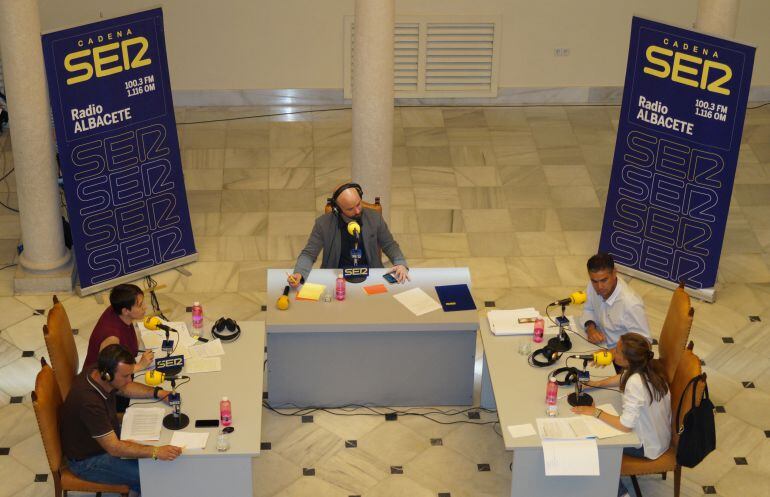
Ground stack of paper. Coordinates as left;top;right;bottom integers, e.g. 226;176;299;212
187;339;225;358
487;308;539;335
536;417;601;476
296;282;326;301
170;431;209;450
363;284;388;295
184;356;222;374
577;404;627;439
393;288;442;316
542;439;600;475
138;321;197;350
120;407;164;441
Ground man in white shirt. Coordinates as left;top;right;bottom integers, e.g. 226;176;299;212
580;253;651;364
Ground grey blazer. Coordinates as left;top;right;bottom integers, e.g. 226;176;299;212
292;209;407;280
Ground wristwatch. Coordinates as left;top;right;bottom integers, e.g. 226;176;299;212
153;386;161;399
151;447;159;460
594;408;602;418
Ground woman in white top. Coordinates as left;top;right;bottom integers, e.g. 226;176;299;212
572;332;671;497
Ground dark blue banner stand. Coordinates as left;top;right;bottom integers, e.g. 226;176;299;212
42;8;196;295
599;17;755;301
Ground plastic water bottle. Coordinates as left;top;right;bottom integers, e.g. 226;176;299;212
220;397;232;426
191;301;203;338
533;317;544;343
335;273;346;301
545;377;559;417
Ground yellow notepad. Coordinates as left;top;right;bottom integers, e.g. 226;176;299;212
296;282;326;301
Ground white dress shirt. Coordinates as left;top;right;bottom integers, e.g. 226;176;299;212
580;276;651;349
619;373;672;459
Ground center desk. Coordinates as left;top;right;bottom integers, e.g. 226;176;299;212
266;268;478;407
135;321;265;497
478;317;639;497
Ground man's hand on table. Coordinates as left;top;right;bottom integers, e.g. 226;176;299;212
390;265;410;283
155;445;183;461
585;323;606;344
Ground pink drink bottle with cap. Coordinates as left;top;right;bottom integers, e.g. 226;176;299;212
335;273;346;301
533;317;544;343
545;378;559;417
192;301;203;334
220;397;232;426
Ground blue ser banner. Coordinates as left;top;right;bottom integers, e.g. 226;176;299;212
599;16;755;290
42;8;196;293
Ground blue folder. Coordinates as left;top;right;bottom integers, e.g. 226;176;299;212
434;284;476;312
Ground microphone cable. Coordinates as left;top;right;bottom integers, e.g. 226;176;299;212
544;305;611;351
130;376;192;405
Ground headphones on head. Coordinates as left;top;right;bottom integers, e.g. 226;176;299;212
330;183;363;217
530;345;563;368
212;317;241;342
97;344;129;383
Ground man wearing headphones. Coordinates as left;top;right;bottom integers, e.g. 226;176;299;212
60;344;182;495
288;182;409;286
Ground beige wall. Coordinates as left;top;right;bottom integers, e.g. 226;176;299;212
37;0;769;90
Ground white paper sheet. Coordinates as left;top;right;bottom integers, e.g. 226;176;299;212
187;339;225;358
392;288;442;316
578;404;627;439
487;308;539;335
506;423;536;439
138;321;197;350
120;407;165;441
542;438;600;476
169;431;209;450
536;417;596;439
184;357;222;374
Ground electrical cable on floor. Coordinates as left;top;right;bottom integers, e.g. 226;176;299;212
176;100;770;126
262;401;498;426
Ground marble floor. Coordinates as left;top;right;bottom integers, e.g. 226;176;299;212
0;104;769;497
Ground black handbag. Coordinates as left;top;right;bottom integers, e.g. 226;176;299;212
675;374;716;468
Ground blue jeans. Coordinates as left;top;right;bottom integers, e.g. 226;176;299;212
618;445;646;497
67;453;140;493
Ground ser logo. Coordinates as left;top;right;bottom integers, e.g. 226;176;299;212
64;36;151;86
155;355;184;370
643;38;732;95
343;267;369;276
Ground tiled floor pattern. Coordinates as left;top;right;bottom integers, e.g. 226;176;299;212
0;105;769;496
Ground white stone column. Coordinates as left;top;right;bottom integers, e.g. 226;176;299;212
351;0;394;221
0;0;73;292
695;0;741;38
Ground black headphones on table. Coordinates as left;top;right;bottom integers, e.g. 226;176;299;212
329;183;363;217
530;345;563;368
212;317;241;342
548;367;582;386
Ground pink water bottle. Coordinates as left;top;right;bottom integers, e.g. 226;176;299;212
220;396;232;426
335;273;346;301
533;317;544;343
545;378;559;417
192;301;203;335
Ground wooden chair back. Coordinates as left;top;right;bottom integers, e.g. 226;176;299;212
43;295;80;400
658;282;695;383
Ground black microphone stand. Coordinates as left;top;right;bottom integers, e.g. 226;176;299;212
546;302;573;353
567;360;593;407
162;377;189;430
